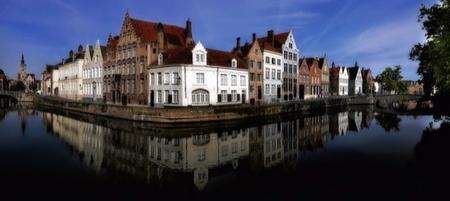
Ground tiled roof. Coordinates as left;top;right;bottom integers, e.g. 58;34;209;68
107;35;119;49
257;32;289;53
130;18;188;46
157;47;246;69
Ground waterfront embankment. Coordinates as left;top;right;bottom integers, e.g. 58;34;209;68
36;95;420;123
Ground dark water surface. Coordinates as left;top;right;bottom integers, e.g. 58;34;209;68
0;106;449;200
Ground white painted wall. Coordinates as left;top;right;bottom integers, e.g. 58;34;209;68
58;59;84;100
262;50;283;103
148;65;249;107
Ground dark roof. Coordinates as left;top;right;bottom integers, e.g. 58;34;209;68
130;18;188;46
156;46;246;69
257;32;289;53
347;67;361;80
330;67;341;75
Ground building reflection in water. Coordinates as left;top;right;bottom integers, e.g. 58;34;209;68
40;108;375;191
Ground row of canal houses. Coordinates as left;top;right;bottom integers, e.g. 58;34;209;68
41;12;376;106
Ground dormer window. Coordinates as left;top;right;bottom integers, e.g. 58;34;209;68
158;53;163;65
231;59;237;68
192;41;207;65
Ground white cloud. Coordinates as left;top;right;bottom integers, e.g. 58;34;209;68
336;16;426;79
344;17;425;55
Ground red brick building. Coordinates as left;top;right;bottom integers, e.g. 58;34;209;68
298;58;310;100
103;12;194;105
232;34;264;105
306;58;321;98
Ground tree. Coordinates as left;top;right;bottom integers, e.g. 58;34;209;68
376;66;407;94
410;0;450;98
9;81;26;91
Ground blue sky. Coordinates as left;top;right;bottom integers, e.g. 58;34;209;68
0;0;437;80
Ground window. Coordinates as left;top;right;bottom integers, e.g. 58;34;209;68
277;70;281;80
172;72;179;85
272;84;276;95
158;53;163;65
197;149;205;161
249;73;254;81
220;74;228;86
277;59;281;66
219;90;227;103
289;64;293;73
271;69;276;79
272;58;276;65
173;90;179;103
157;73;162;85
192;89;209;105
265;84;270;94
231;75;237;86
289;43;293;48
265;68;270;79
265;57;270;64
157;90;162;103
196;73;204;84
196;54;200;62
289;52;292;60
293;54;297;61
165;90;169;103
231;90;237;102
240;75;246;86
284;51;287;59
231;59;237;67
284;63;288;72
257;61;262;69
164;73;170;84
250;60;254;68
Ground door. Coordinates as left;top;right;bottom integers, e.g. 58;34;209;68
299;85;305;100
257;86;262;100
150;90;155;107
277;86;281;99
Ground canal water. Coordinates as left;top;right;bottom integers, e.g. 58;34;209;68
0;105;449;200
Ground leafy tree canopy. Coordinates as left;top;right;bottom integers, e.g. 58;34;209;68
410;0;450;97
376;66;407;94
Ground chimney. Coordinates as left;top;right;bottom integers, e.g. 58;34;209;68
236;37;241;49
252;33;257;42
267;30;274;46
185;19;192;38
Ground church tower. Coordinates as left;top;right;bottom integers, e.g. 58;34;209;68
18;53;27;81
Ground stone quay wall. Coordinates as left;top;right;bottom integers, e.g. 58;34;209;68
36;95;419;123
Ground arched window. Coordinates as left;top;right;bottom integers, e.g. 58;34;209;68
231;59;237;68
158;53;163;65
191;89;210;105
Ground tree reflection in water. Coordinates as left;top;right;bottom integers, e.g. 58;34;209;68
413;121;450;198
375;113;402;132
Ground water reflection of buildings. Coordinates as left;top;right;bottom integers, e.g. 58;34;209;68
40;108;375;191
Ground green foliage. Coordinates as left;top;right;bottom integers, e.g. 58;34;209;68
376;66;407;94
410;0;450;98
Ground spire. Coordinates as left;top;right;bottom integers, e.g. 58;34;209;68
125;9;130;18
21;53;25;65
355;61;359;68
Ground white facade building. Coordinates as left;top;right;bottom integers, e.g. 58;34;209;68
281;30;300;101
148;42;249;107
82;40;105;102
51;68;59;96
348;66;363;95
262;50;283;103
331;67;349;96
58;49;84;100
